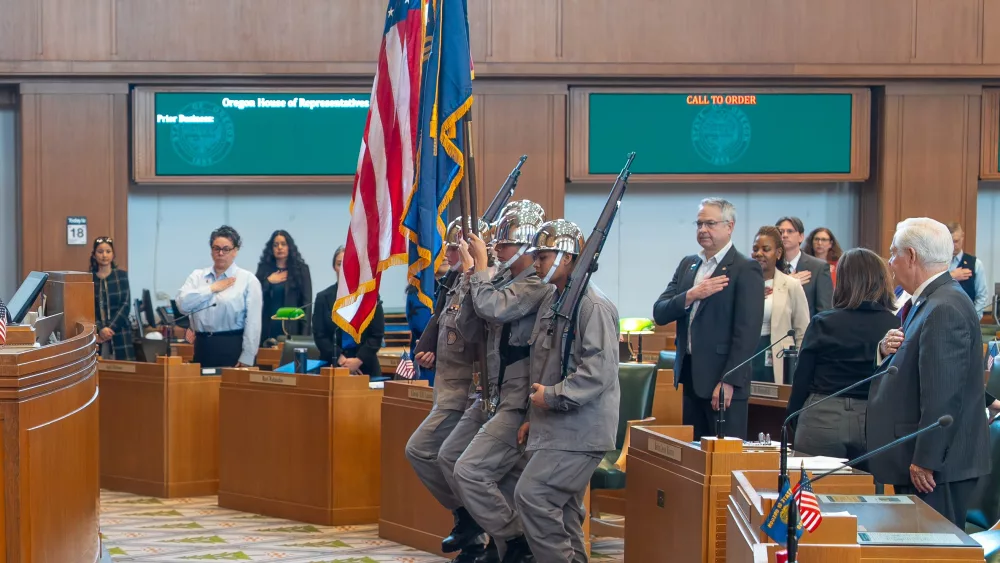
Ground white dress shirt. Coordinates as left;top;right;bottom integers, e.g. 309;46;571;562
177;263;263;366
687;239;734;353
786;251;802;274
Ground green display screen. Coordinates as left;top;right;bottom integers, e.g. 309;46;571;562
154;92;369;176
587;93;854;175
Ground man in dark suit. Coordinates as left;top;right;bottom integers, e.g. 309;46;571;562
776;217;833;317
870;217;990;528
653;198;765;439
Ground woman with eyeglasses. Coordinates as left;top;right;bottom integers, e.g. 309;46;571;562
90;236;136;361
255;230;313;344
804;227;844;286
176;225;263;368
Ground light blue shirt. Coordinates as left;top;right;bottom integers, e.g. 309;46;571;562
177;263;263;366
950;252;987;319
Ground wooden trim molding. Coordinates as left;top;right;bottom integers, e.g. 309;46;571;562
132;86;371;185
19;82;129;95
568;86;871;183
981;89;1000;179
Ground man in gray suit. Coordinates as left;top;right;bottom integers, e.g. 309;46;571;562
870;217;990;528
776;217;833;316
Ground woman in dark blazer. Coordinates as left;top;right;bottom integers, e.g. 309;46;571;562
313;247;385;378
255;230;312;343
787;248;900;460
90;236;136;361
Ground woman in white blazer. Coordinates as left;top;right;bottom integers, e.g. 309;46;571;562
750;226;811;384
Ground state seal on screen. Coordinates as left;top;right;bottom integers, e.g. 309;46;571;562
170;102;235;168
691;105;752;166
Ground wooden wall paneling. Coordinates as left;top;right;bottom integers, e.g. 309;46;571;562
40;0;113;60
875;84;982;255
114;0;382;63
858;89;884;252
486;0;560;62
986;0;1000;63
982;89;1000;179
20;83;130;275
473;85;567;219
0;0;36;61
913;0;984;64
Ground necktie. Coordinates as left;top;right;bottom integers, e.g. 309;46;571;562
898;298;912;322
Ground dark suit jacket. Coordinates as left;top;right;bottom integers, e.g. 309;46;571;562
313;283;384;378
867;273;991;485
792;252;833;317
653;245;765;400
256;262;313;337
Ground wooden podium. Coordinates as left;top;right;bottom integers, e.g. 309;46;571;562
379;380;453;556
218;367;381;525
728;469;985;562
0;271;101;562
624;425;782;563
98;355;220;497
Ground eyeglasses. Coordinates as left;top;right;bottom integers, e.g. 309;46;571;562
212;246;235;255
95;237;113;244
813;237;832;243
694;220;731;229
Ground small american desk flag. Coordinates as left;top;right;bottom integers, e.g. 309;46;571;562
987;341;999;372
794;466;823;532
0;300;7;345
396;351;415;379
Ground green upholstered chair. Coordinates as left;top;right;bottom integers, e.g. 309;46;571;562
968;419;1000;535
589;362;658;537
656;350;676;373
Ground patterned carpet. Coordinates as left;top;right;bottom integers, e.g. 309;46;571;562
100;491;625;562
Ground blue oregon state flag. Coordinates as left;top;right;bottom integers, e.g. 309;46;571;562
400;0;474;311
760;479;804;544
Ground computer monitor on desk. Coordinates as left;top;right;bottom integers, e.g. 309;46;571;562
6;272;49;324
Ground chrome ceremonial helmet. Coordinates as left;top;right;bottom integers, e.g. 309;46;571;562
499;199;545;221
445;216;491;248
528;219;585;283
492;210;546;270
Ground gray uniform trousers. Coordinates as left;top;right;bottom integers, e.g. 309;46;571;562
404;377;475;511
438;398;488;498
514;449;602;563
454;401;530;541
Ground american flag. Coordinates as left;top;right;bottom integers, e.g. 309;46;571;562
987;341;998;372
395;351;416;379
793;467;823;532
0;299;7;345
333;0;423;341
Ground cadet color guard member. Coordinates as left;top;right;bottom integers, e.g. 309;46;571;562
453;206;551;563
515;220;621;563
404;217;494;563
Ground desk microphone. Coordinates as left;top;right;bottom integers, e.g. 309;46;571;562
784;414;952;563
778;365;897;491
716;329;795;439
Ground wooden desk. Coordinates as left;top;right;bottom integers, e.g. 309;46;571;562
379;381;592;557
379;380;453;556
170;343;283;369
378;346;409;372
98;356;220;497
748;381;790;439
728;469;984;562
0;271;101;562
624;426;782;563
218;367;381;525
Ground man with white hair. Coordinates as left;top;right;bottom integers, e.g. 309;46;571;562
868;217;990;527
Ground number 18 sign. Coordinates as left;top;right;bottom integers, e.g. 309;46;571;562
67;216;87;246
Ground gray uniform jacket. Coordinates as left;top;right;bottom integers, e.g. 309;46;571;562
526;284;620;453
434;275;482;411
462;268;555;446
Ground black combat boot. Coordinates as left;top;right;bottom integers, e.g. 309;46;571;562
501;535;535;563
454;541;487;562
442;507;485;553
474;537;500;563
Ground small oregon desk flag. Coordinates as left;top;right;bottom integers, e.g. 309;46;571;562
760;478;803;544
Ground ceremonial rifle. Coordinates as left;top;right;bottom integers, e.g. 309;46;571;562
549;152;635;379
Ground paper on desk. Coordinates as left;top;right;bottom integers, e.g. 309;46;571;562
369;381;385;390
787;456;848;471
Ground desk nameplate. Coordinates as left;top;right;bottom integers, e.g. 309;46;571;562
648;437;682;462
857;532;962;546
408;387;434;402
249;373;297;387
750;382;779;399
101;363;137;373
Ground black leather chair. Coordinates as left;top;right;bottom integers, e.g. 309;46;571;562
278;336;322;367
656;350;676;373
589;363;657;537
